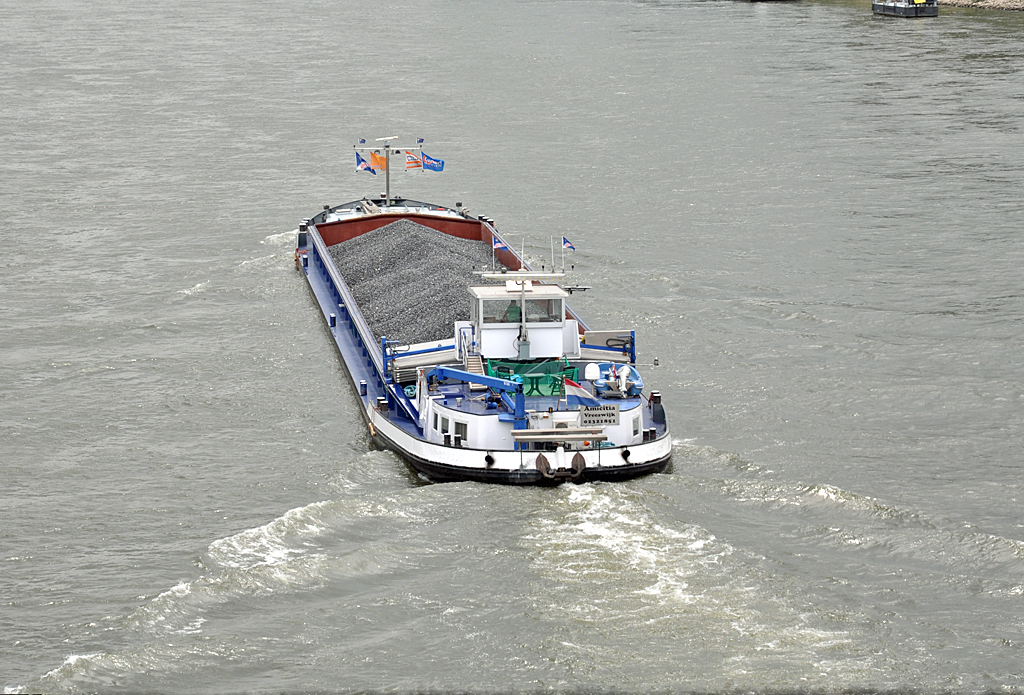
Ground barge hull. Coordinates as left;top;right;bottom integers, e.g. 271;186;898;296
368;403;673;485
872;1;939;16
297;199;672;485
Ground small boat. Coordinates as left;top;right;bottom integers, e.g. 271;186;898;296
294;141;671;484
872;0;938;17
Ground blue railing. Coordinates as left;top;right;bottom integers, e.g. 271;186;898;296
308;226;384;378
581;330;636;364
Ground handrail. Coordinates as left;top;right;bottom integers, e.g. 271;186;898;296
511;431;609;442
580;343;628;353
308;225;384;377
387;383;421;426
457;325;475;362
392;343;455;360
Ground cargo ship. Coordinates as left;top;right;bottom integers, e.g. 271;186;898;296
872;0;938;17
294;143;671;484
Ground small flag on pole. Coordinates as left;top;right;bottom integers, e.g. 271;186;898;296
405;151;423;171
358;138;366;144
416;138;424;144
370;151;387;172
563;378;601;408
355;152;376;175
421;152;444;172
493;237;508;250
562;237;576;251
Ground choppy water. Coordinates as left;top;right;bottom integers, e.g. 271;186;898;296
3;0;1023;692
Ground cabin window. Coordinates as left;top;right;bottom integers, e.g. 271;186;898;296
633;415;641;437
441;416;449;433
483;299;521;323
525;298;562;323
455;421;468;442
433;413;438;431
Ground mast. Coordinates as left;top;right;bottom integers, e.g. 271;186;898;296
385;146;391;205
354;136;425;207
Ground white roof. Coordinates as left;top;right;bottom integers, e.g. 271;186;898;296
469;284;569;300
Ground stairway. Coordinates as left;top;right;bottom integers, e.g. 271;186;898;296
465;354;488;391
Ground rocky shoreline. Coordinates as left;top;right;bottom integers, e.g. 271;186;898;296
937;0;1024;9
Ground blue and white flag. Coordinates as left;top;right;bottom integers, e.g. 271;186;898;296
355;151;376;175
422;152;444;172
564;378;601;408
492;237;508;250
562;236;575;251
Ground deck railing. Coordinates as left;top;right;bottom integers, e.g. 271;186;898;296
308;225;384;378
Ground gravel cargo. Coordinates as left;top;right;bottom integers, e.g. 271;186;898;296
326;219;498;344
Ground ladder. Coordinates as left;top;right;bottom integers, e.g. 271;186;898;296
464;354;488;391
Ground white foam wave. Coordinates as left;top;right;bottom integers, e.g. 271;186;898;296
35;647;185;691
238;253;278;269
27;502;341;692
525;483;855;674
527;485;728;608
40;653;103;682
176;281;208;296
175;617;206;635
263;229;298;246
206;501;331;571
118;502;333;640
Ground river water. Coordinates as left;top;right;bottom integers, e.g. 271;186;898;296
3;0;1023;692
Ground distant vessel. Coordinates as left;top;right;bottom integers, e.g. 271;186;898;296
872;0;938;17
294;139;671;484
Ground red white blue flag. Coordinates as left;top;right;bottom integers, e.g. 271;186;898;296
563;378;601;408
492;237;508;250
562;236;575;251
355;152;376;175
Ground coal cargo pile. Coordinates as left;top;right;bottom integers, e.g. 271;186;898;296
327;219;496;344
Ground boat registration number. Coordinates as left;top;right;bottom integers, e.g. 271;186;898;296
581;404;619;427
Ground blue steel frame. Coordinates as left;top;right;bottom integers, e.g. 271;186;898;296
425;366;530;447
382;339;455;385
581;330;637;364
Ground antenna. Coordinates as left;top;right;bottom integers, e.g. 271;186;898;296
354;137;425;207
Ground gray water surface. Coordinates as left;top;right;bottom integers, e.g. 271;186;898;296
3;0;1023;691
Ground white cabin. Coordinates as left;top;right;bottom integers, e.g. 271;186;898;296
467;280;579;360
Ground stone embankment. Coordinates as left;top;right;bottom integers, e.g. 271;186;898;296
937;0;1024;9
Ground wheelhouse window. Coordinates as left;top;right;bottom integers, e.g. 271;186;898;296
455;422;468;441
525;298;562;323
483;299;521;323
480;296;563;324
